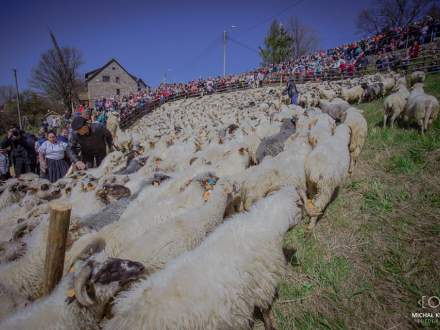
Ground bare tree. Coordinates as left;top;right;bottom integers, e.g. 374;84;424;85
427;3;440;20
286;17;319;59
357;0;435;35
30;32;83;112
0;85;15;106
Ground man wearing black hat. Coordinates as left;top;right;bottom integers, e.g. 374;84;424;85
69;116;113;170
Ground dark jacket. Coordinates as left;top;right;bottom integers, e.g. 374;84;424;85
283;80;299;98
68;123;113;162
1;136;31;176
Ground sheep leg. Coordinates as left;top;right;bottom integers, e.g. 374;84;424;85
261;304;277;330
418;119;425;135
308;216;318;230
309;182;334;229
383;114;387;129
297;188;321;218
348;156;355;175
424;106;433;133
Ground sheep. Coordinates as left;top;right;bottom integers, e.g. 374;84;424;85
404;92;440;134
340;85;363;104
410;71;426;85
318;98;350;122
106;111;119;144
381;76;396;96
307;113;336;147
343;107;368;174
319;87;336;100
233;132;311;212
255;118;296;164
64;171;222;271
0;248;146;330
361;82;383;102
76;177;237;293
104;187;303;330
383;82;410;128
0;171;209;317
302;124;351;229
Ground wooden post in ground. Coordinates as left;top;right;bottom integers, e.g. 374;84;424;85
43;200;71;295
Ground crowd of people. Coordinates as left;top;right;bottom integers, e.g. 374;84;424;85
83;16;439;124
0;111;114;183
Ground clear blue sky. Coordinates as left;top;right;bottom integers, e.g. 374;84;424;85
0;0;373;89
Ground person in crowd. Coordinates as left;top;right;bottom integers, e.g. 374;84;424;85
97;110;108;126
38;131;72;183
57;127;70;143
69;116;113;170
409;41;421;59
21;130;37;173
0;128;31;177
81;108;92;121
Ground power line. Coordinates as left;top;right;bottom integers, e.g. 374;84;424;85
242;0;306;32
179;35;222;71
228;36;260;55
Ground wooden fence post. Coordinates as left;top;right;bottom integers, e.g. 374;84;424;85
43;201;71;295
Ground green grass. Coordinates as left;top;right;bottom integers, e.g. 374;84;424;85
275;73;440;329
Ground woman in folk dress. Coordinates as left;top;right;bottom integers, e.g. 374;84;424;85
38;130;72;183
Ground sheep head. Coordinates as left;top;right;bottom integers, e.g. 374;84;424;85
72;254;145;309
68;238;145;309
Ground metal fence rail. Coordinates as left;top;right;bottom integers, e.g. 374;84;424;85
119;50;440;129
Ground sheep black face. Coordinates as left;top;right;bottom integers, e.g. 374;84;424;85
72;253;146;308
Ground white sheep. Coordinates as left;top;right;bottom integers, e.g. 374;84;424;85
383;81;410;128
303;124;351;228
114;178;236;274
410;71;426;85
104;187;302;330
340;85;363;104
344;107;368;174
307;113;336;147
404;92;440;134
319;98;350;122
233;132;311;212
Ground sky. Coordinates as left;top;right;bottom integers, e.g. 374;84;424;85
0;0;374;89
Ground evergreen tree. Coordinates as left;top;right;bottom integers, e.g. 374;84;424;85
259;20;294;65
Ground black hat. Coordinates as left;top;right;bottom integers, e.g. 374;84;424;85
71;116;87;130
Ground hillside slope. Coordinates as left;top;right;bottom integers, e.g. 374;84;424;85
276;73;440;329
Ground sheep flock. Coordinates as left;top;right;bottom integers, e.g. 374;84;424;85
0;70;438;330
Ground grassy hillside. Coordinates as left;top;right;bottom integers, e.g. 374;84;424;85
276;74;440;329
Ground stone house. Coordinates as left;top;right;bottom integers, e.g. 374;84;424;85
85;59;147;106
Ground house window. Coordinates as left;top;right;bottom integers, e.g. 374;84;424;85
116;89;120;95
115;77;120;83
112;66;116;70
102;75;110;82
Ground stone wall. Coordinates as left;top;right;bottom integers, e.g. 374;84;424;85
87;61;139;106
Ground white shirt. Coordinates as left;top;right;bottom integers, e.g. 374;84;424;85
38;141;68;160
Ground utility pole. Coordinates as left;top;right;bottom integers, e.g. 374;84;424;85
223;30;227;77
13;69;22;130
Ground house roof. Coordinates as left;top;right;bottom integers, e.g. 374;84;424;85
85;58;147;87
